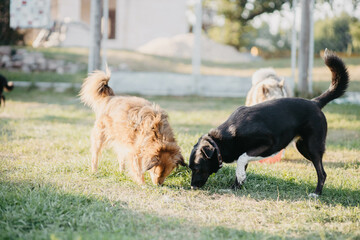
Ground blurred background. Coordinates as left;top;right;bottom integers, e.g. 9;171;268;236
1;0;360;98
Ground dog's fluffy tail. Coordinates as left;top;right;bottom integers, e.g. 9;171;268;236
79;66;114;111
312;49;349;109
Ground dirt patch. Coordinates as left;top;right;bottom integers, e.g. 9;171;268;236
137;33;260;63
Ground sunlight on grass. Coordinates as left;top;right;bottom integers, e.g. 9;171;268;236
1;88;360;239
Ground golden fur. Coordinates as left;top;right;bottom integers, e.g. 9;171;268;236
79;68;185;185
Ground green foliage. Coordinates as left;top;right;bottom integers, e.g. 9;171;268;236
243;22;291;56
349;19;360;52
205;0;290;49
314;13;352;54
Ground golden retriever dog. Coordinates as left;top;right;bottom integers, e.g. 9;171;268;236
80;68;186;185
245;68;291;106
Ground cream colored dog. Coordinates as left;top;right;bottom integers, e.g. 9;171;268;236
80;68;186;185
245;68;291;106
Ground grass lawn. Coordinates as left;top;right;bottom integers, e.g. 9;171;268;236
0;87;359;239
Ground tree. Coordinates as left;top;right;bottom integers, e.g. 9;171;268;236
314;13;352;54
350;19;360;52
0;0;24;45
244;22;291;56
206;0;290;50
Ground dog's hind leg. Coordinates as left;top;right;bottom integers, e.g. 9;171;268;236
295;138;311;160
296;136;327;196
90;123;106;173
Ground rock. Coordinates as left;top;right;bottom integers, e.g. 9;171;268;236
64;63;80;74
21;64;32;73
23;54;36;65
1;55;11;68
11;60;22;68
0;48;82;74
47;59;59;71
56;66;65;74
0;46;11;56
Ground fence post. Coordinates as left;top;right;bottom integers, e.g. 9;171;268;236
308;0;314;94
88;0;102;73
290;0;297;96
192;0;202;95
102;0;109;71
298;0;311;96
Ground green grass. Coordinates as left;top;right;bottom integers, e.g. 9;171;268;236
0;87;359;239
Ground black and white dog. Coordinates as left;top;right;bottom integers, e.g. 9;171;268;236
189;50;349;196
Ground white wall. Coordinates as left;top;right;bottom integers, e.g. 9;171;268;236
113;0;188;49
56;0;81;21
58;0;188;49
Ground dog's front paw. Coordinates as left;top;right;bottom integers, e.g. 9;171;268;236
231;178;243;190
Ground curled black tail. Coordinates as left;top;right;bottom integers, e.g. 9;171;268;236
312;49;349;109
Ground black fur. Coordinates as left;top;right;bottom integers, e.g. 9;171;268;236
189;50;349;195
0;74;14;107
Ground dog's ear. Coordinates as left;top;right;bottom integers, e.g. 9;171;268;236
262;85;269;95
279;78;285;87
143;157;160;173
201;144;215;159
176;154;187;167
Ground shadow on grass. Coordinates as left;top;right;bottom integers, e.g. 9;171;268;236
283;158;360;170
0;180;283;240
195;166;360;207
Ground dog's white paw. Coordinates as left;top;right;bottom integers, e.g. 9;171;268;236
308;193;319;198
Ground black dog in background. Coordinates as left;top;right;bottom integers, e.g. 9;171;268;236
189;49;349;197
0;74;14;107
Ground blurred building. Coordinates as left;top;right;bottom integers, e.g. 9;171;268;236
38;0;188;49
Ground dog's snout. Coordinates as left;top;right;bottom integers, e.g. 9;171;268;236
191;186;199;190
